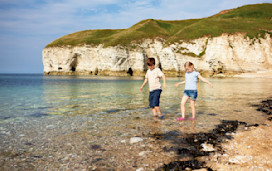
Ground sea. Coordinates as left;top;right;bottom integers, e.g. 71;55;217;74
0;74;270;125
0;73;271;169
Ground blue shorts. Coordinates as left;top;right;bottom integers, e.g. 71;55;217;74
149;89;162;108
184;90;198;100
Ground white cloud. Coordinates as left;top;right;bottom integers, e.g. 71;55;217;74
0;0;270;36
0;0;126;34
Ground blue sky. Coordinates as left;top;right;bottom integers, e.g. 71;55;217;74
0;0;271;73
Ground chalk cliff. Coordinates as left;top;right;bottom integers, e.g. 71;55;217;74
43;33;272;76
42;4;272;76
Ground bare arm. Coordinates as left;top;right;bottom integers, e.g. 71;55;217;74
162;75;167;89
140;78;148;92
198;75;213;88
175;79;186;87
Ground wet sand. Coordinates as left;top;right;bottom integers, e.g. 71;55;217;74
207;98;272;170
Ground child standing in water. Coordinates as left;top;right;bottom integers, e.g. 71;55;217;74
175;62;213;121
140;58;167;119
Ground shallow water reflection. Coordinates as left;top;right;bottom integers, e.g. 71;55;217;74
0;75;271;133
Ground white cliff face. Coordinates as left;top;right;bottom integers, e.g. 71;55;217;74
43;33;272;76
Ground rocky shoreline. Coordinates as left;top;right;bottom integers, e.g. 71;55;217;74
153;97;272;170
154;120;248;170
43;70;272;79
0;98;271;170
255;98;272;120
207;98;272;170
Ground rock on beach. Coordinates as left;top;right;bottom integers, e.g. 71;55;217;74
130;137;143;144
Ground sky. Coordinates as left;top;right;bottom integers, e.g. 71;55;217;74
0;0;271;73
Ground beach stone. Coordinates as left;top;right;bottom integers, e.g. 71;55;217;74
130;137;143;144
136;167;144;171
121;140;126;143
0;131;10;135
62;156;69;161
138;151;151;156
46;125;55;129
201;143;215;152
229;155;250;164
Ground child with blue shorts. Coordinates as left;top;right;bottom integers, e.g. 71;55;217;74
175;62;213;121
140;58;166;119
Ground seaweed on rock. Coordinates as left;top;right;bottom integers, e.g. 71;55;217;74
154;120;250;170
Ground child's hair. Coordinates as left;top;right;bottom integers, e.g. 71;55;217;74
184;61;196;71
147;58;155;66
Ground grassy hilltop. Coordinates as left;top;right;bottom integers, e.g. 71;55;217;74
46;3;272;48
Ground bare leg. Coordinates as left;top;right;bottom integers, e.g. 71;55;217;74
190;100;196;119
155;106;162;116
181;96;189;118
152;107;157;117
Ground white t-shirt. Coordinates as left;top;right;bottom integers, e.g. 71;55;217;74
145;68;164;92
185;71;199;90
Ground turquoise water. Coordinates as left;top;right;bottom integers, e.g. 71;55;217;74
0;74;149;119
1;74;271;169
0;74;271;129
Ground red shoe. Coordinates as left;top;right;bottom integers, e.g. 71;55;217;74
177;117;185;121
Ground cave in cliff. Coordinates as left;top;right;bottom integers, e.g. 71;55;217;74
70;53;79;72
127;68;133;76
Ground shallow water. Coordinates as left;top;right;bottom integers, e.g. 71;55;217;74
1;74;270;128
0;74;271;169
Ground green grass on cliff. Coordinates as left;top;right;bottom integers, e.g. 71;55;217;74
46;3;272;48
